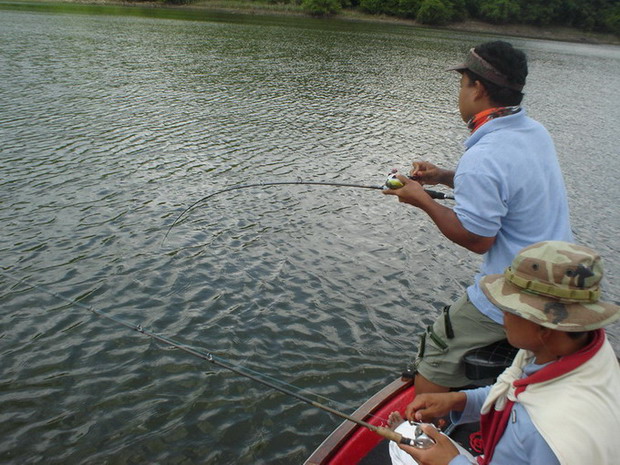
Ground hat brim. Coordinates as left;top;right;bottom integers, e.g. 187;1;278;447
481;274;620;331
445;63;468;72
444;49;525;91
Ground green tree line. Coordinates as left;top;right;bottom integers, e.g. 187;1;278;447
195;0;620;35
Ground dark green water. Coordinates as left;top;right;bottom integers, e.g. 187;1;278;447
1;3;619;464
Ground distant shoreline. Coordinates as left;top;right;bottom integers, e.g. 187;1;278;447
11;0;620;45
219;1;620;46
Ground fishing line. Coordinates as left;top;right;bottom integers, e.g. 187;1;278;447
162;178;454;244
0;270;424;447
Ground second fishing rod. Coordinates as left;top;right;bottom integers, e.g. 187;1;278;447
1;271;436;451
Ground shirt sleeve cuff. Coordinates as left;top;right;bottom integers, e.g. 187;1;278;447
452;387;491;425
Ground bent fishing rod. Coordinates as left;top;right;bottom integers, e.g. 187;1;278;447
162;174;454;243
1;271;433;449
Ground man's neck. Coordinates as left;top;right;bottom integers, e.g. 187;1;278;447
467;106;521;133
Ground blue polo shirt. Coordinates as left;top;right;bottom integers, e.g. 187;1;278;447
453;109;573;324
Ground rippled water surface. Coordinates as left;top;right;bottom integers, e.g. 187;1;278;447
1;5;619;464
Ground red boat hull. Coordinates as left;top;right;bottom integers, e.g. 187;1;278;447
305;378;415;465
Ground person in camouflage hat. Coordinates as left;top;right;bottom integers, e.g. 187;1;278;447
389;241;620;465
481;240;619;331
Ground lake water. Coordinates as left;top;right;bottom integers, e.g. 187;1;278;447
1;4;619;464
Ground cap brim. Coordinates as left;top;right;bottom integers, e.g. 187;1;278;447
445;63;467;72
481;274;620;331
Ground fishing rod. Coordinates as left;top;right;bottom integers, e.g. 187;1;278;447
162;175;454;243
1;271;435;449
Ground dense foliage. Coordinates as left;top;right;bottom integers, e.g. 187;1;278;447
185;0;620;34
302;0;342;16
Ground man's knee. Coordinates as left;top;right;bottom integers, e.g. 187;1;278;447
414;373;451;394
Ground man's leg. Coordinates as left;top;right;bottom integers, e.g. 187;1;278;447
413;294;506;393
413;373;450;395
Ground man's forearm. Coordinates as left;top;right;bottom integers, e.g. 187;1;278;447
438;169;455;189
419;199;494;254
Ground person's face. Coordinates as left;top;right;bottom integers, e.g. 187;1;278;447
457;72;478;123
503;311;545;351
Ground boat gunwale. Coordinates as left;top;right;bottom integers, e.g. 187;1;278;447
304;377;415;465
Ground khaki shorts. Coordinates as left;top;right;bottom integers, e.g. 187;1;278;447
415;293;506;388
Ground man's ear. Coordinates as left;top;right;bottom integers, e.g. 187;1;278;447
472;80;488;101
537;325;554;344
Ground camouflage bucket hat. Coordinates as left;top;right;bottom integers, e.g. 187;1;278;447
481;241;620;331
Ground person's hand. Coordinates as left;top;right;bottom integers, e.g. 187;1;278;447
382;173;430;208
405;392;466;423
411;161;454;188
411;161;441;185
398;425;460;465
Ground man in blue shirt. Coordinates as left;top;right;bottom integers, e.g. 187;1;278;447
384;41;573;393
